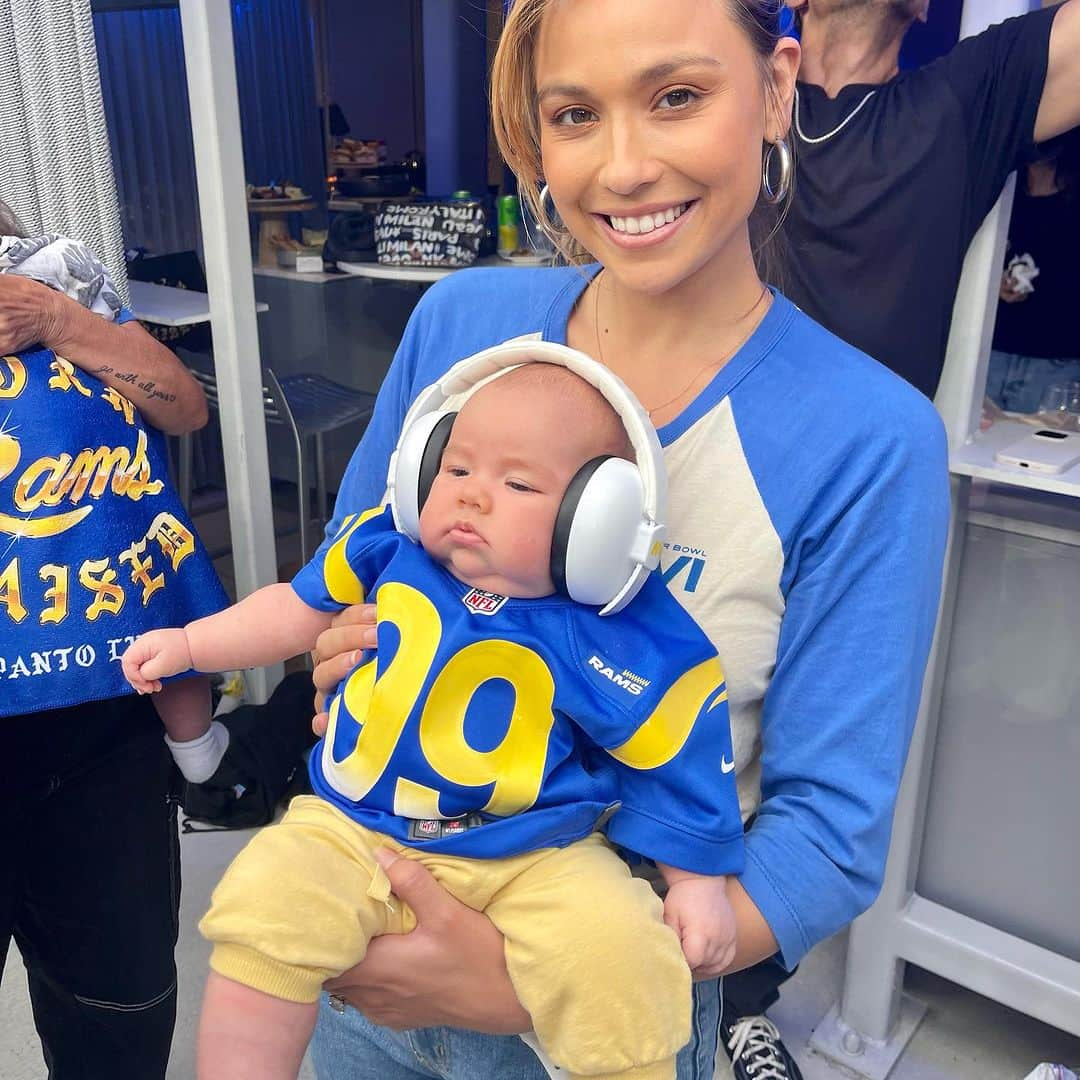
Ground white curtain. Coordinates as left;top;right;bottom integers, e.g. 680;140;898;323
0;0;128;301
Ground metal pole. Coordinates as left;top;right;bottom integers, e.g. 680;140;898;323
178;0;282;703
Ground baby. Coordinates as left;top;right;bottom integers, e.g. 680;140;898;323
123;361;744;1080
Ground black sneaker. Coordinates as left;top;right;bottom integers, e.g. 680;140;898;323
720;1014;804;1080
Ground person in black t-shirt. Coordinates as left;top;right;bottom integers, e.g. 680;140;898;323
717;4;1080;1079
986;127;1080;415
781;0;1080;400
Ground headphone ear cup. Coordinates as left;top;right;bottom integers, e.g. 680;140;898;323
390;411;457;540
418;412;457;510
552;457;648;607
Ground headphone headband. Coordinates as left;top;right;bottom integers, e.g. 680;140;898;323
392;339;667;524
387;339;668;614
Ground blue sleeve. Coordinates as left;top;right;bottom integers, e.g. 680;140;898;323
568;582;745;877
292;505;398;612
741;400;950;968
116;306;136;325
602;671;746;876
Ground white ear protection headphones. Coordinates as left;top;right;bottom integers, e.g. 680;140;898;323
386;340;667;615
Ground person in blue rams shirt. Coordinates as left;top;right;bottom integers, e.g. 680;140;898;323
124;357;746;1080
0;200;223;1079
300;3;951;1080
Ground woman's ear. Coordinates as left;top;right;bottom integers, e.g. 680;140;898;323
766;35;801;140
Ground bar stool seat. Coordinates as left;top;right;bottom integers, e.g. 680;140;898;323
179;367;375;566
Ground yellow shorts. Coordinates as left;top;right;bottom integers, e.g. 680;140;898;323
200;795;690;1079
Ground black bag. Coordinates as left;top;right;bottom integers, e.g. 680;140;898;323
181;672;319;832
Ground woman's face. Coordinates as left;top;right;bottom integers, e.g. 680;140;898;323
535;0;793;296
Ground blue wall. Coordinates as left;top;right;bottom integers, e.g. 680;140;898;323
93;0;322;255
422;0;489;197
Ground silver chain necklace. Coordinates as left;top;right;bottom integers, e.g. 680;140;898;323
793;85;877;145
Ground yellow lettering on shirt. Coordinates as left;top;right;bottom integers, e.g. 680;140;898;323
48;357;93;397
608;657;727;771
79;557;125;620
39;563;69;625
420;639;555;817
322;507;383;606
393;777;445;819
324;581;441;802
0;557;28;623
100;385;136;425
0;356;26;399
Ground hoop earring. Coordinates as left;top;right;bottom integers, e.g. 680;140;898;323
538;183;560;228
761;138;792;205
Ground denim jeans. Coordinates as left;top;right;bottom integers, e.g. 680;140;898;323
310;977;723;1079
986;349;1080;415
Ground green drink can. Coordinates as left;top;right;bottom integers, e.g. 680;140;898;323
497;194;521;257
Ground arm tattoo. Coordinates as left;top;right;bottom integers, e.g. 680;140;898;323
89;365;177;403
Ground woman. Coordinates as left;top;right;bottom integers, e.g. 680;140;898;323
304;2;950;1078
0;197;220;1079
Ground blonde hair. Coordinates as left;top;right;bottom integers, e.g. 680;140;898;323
490;0;793;274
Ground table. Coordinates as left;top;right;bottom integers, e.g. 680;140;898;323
336;253;551;285
247;198;317;267
128;280;268;326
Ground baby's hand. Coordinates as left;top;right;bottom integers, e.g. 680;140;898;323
121;629;194;694
657;864;737;978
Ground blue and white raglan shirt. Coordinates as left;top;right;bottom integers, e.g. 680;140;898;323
292;505;745;876
317;266;950;969
0;319;228;716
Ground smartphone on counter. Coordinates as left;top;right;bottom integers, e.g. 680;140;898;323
994;429;1080;476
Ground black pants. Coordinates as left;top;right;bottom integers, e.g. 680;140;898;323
1;694;181;1079
722;956;794;1018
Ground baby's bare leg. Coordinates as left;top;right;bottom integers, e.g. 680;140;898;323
198;972;314;1080
156;675;212;743
153;676;229;782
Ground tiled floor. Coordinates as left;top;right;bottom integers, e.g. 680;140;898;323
3;489;1078;1079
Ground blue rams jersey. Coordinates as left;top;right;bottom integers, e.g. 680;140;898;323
292;507;745;875
0;348;228;716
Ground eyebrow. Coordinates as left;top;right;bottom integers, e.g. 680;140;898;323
537;54;725;105
500;455;558;484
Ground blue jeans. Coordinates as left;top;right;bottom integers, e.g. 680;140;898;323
986;349;1080;415
310;978;723;1079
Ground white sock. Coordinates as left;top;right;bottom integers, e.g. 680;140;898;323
165;720;230;783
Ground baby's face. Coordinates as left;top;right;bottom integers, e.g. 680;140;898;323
419;372;612;598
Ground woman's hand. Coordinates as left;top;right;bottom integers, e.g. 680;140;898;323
323;849;532;1034
310;603;378;734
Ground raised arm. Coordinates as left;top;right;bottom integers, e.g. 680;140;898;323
1034;0;1080;142
0;274;208;434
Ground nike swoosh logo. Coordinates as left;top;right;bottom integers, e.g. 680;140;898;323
721;756;736;774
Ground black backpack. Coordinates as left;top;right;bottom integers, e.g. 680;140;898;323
181;672;319;832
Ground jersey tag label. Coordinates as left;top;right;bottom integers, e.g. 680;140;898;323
407;813;484;842
462;588;508;615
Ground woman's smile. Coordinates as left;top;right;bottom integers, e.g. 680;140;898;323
593;198;699;249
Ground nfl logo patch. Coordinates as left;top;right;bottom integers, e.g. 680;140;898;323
462;588;508;615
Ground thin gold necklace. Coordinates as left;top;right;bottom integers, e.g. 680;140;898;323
593;273;769;420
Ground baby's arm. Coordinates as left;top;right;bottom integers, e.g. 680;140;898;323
122;583;334;692
656;863;737;976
